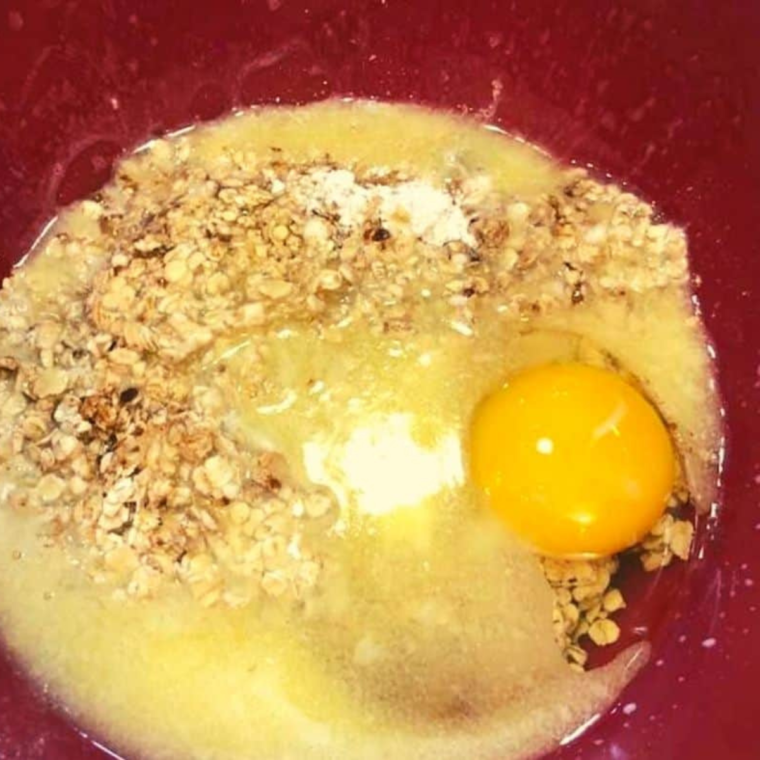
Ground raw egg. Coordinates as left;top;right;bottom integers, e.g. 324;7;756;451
469;362;676;557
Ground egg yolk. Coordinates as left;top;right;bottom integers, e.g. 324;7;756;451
469;362;676;557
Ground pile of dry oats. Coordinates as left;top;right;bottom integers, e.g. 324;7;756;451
0;136;694;663
544;505;694;669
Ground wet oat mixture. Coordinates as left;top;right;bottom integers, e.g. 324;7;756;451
0;102;720;760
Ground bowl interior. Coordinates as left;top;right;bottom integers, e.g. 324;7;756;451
1;1;759;758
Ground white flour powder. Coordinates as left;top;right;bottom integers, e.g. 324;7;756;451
286;168;479;247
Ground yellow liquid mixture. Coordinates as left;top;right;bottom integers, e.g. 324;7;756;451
0;102;720;760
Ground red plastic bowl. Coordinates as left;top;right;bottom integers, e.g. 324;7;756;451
0;1;759;758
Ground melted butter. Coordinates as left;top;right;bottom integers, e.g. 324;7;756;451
0;497;647;760
214;323;470;519
211;312;589;526
0;101;720;760
167;100;561;199
531;289;721;507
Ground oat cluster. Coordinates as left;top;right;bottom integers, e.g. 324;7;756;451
0;136;694;659
544;506;694;669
